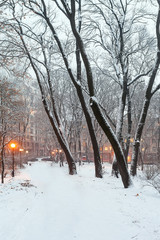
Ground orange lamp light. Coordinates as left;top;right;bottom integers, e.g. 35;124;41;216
10;143;16;149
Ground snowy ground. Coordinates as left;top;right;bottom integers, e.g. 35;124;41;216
0;160;160;240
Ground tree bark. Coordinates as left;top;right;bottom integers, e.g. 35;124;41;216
15;25;77;175
76;85;103;177
112;87;127;176
68;0;131;187
1;148;5;184
43;9;103;178
130;2;160;176
90;98;131;188
45;105;77;175
124;88;132;164
130;54;160;176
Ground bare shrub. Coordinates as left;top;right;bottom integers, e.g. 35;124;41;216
144;164;160;193
144;165;159;180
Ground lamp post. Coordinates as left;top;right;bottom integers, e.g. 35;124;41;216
10;143;16;177
19;148;24;168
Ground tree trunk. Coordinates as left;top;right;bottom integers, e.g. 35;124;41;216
130;53;160;176
124;89;132;163
90;98;131;188
45;105;77;175
17;29;77;176
112;90;126;176
1;149;5;184
75;85;103;178
68;1;131;187
130;140;140;176
45;14;103;177
130;98;150;176
131;3;160;176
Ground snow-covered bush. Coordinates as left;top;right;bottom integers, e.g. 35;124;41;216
144;165;159;180
144;164;160;193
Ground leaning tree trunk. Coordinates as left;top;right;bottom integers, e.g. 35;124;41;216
67;0;131;187
17;27;77;175
130;3;160;176
90;98;131;187
130;56;160;176
41;96;77;175
44;13;102;178
75;32;102;177
40;80;77;175
130;98;150;176
76;85;103;177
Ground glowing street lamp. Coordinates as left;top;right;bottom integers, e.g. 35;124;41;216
10;143;16;177
11;143;16;149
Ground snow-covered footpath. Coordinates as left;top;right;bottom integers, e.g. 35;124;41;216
0;160;160;240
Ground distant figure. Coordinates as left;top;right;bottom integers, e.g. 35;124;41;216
59;152;64;167
78;157;82;166
51;155;55;162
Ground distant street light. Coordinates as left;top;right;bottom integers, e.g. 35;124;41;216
10;143;16;177
25;150;29;161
